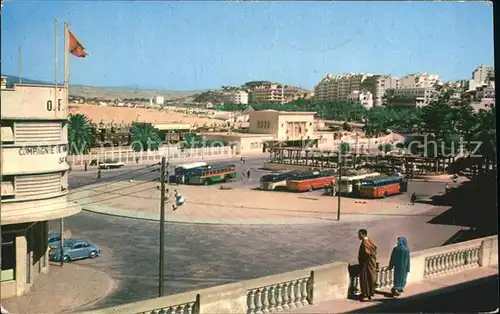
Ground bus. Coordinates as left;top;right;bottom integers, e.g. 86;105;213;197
184;164;237;185
260;171;299;191
286;171;336;192
359;175;408;198
335;172;382;196
169;162;208;183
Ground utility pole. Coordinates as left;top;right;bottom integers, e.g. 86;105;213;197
159;156;166;297
60;218;64;266
337;144;342;221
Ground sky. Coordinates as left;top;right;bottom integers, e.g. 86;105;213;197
1;1;495;91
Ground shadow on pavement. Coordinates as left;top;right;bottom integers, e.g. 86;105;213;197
422;171;498;244
345;275;499;313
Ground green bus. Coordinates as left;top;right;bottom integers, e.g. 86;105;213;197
184;164;237;185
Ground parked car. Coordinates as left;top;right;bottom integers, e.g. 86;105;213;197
98;159;124;169
49;239;100;262
48;232;62;249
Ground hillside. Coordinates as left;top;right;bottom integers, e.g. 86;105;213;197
69;85;198;101
2;75;199;101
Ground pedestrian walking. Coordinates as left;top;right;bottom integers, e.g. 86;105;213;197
388;237;410;296
241;171;246;180
445;183;450;193
97;169;102;180
172;190;184;211
240;156;244;164
410;192;416;205
84;161;88;172
136;157;139;164
246;169;251;180
357;229;377;302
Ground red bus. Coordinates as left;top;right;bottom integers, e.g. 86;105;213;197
359;175;408;198
286;171;336;192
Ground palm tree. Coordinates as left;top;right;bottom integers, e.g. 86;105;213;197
68;114;95;155
130;122;162;152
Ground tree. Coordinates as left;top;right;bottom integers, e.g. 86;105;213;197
378;143;392;155
130;122;162;152
421;98;454;139
340;142;350;154
68;114;95;155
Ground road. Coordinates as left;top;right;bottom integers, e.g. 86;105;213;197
56;157;460;310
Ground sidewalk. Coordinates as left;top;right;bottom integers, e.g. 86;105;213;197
290;266;498;313
1;263;116;314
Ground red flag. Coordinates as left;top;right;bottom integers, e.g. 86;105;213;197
68;30;87;58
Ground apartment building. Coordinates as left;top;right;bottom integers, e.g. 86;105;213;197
1;76;81;298
222;90;249;105
314;73;375;103
247;84;300;104
154;96;165;106
399;73;439;88
360;75;400;106
472;65;494;85
347;90;374;109
385;87;436;108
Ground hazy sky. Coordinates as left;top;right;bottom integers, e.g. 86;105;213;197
1;1;494;91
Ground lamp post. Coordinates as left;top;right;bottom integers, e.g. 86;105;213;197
337;141;343;221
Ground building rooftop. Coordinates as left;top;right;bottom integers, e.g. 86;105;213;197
253;110;317;115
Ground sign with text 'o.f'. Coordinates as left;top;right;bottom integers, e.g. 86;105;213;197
2;145;68;175
46;99;63;112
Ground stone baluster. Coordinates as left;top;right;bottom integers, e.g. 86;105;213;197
444;253;451;272
473;247;480;265
268;285;276;311
247;289;256;314
354;275;360;294
300;278;309;306
288;281;296;309
294;280;302;308
281;284;289;310
261;287;270;314
254;289;263;314
176;304;185;314
388;268;394;287
438;255;445;274
274;284;283;311
186;302;194;314
425;258;433;277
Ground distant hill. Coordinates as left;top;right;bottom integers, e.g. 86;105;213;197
2;75;199;101
69;85;199;101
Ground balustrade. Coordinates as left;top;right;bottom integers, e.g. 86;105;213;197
246;277;311;314
141;300;198;314
424;246;480;278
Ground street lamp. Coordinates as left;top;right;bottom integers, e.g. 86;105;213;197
337;141;343;221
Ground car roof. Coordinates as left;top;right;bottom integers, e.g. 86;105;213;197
48;232;61;237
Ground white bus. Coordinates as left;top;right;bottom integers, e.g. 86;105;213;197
325;172;382;196
169;162;208;183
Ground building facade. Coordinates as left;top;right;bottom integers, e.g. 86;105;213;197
247;84;301;104
472;65;494;86
154;96;165;106
385;87;437;108
360;75;400;107
314;73;375;103
399;73;439;88
347;90;374;109
248;110;315;141
222;90;249;105
1;76;81;298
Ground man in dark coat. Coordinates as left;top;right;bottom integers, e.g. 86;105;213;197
357;229;377;301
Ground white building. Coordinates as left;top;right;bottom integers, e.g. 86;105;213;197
385;87;437;108
347;90;374;109
472;65;494;86
154;95;165;106
399;73;440;88
222;90;249;105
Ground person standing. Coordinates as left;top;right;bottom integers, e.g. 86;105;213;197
357;229;377;301
388;237;410;296
246;169;251;180
84;161;88;172
410;192;417;205
97;169;102;180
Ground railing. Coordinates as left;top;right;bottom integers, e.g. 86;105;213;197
247;276;312;314
67;146;232;166
84;236;497;314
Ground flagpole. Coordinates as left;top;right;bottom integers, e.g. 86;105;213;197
55;19;58;103
64;22;69;88
18;45;22;83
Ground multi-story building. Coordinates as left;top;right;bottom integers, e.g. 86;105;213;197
314;73;375;103
472;65;494;86
1;75;81;298
222;90;249;105
154;96;165;106
385;87;437;108
360;75;400;106
248;84;301;104
399;73;440;88
347;90;374;109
